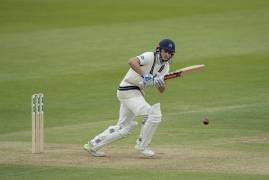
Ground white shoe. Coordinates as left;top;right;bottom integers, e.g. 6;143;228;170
135;141;155;157
141;148;155;157
83;143;105;157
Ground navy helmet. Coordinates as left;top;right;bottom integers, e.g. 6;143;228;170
156;39;176;63
157;39;176;53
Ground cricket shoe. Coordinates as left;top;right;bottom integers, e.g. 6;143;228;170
135;142;155;157
83;143;105;157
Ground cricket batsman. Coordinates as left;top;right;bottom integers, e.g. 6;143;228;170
84;39;176;157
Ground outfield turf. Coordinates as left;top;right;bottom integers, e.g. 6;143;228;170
0;0;269;179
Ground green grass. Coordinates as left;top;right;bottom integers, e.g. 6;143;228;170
1;164;268;180
1;0;269;179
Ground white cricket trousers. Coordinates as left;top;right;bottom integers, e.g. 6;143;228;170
116;92;151;127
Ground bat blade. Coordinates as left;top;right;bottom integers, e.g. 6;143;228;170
164;64;205;80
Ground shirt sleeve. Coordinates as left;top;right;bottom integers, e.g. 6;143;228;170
137;52;154;66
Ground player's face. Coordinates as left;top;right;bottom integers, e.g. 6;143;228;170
160;49;174;61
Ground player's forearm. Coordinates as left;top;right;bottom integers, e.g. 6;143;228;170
128;57;143;76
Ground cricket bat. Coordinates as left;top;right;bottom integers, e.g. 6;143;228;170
164;64;205;80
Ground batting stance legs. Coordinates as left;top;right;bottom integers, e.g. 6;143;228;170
84;96;162;157
135;103;162;157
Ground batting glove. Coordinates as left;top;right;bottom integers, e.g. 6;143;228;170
154;77;165;87
142;73;154;86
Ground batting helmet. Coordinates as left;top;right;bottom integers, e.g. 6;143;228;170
158;39;176;53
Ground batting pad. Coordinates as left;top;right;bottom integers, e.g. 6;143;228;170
91;121;137;151
138;103;162;149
